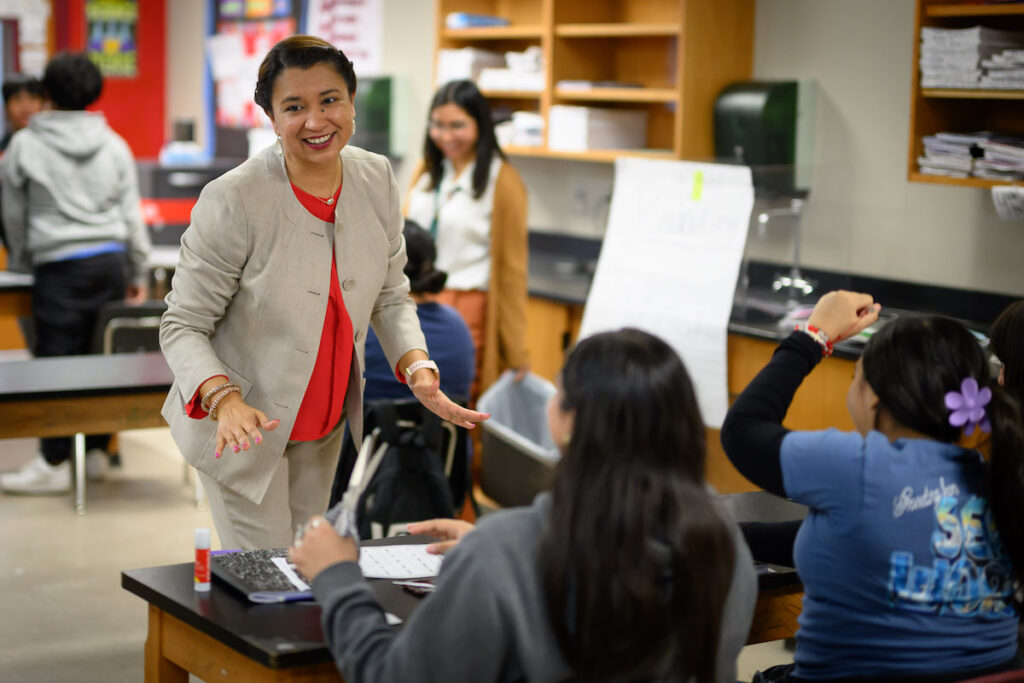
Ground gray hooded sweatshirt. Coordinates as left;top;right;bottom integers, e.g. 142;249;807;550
1;110;150;285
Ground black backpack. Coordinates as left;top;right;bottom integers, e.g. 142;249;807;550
331;400;458;539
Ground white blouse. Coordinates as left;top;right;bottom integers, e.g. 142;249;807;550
406;156;503;291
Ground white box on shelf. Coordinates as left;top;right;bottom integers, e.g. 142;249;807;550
478;68;543;92
548;105;648;152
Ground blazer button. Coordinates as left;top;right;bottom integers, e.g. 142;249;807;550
342;278;355;291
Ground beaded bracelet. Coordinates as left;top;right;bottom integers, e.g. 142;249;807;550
201;381;239;412
208;386;242;421
795;324;834;357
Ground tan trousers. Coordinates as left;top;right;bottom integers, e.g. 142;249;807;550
198;418;346;550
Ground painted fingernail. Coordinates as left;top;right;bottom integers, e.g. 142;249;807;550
241;442;249;451
232;445;240;453
215;451;221;458
254;436;261;445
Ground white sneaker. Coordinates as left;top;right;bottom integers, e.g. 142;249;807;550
1;456;70;495
85;449;110;481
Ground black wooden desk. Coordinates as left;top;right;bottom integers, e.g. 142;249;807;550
123;494;806;682
0;351;172;513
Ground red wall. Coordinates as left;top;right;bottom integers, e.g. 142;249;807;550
54;0;166;159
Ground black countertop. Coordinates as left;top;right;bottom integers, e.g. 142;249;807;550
526;233;1019;358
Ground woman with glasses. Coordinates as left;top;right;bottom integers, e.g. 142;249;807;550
405;80;529;397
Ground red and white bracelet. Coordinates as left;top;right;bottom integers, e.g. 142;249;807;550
795;324;834;357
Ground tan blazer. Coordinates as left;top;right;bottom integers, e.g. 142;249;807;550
160;144;426;504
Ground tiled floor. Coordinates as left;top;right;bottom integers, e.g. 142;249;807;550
0;427;791;681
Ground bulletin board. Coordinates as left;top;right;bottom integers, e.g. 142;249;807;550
85;0;138;78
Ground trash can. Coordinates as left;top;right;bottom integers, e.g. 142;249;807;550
477;371;560;507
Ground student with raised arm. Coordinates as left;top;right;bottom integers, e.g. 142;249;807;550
722;290;1024;681
291;328;757;682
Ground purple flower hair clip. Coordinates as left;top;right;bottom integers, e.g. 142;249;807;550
944;377;992;436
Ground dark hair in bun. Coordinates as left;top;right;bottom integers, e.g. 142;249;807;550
403;220;448;295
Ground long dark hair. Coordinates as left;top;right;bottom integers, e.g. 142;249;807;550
990;300;1024;408
423;80;505;198
862;316;1024;600
403;220;447;294
540;329;735;682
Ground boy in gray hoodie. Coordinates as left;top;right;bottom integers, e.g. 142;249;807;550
1;53;151;495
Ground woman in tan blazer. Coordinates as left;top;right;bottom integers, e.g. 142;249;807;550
405;80;529;397
160;36;484;550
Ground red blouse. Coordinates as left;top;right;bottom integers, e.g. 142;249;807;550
186;180;353;442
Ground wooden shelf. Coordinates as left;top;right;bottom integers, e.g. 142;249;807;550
555;87;678;103
503;145;676;162
922;88;1024;99
926;3;1024;17
554;22;680;37
480;89;543;100
908;172;1020;188
442;25;543;40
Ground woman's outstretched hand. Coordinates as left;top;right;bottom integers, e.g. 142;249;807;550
806;290;881;343
409;369;489;429
406;518;476;555
211;392;280;458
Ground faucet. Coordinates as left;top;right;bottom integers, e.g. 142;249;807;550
757;197;815;307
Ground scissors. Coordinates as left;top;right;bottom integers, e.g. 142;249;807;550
322;427;388;546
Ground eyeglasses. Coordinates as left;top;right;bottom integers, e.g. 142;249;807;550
428;119;472;133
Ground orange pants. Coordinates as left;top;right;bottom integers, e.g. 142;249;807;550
436;289;487;402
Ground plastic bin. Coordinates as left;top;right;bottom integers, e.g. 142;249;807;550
477;371;560;508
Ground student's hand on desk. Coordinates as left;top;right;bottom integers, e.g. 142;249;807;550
513;365;530;382
406;518;475;555
124;284;148;306
288;515;357;581
409;369;489;429
212;393;280;458
807;290;881;343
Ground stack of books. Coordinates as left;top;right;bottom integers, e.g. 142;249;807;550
920;26;1024;89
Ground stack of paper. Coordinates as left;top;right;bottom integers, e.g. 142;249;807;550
548;105;648;152
976;139;1024;180
445;13;508;29
981;48;1024;89
478;46;544;91
918;131;985;177
436;47;505;85
920;26;1024;89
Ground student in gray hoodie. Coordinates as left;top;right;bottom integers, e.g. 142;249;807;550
0;53;150;495
291;328;757;683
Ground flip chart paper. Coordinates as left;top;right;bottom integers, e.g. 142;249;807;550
579;158;754;428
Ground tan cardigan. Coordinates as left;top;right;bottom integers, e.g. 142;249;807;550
406;159;529;392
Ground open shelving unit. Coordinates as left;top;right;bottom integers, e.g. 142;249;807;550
908;1;1024;187
435;0;754;163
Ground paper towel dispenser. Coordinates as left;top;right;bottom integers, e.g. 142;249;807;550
714;80;815;197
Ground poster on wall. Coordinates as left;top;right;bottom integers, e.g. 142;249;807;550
305;0;382;76
208;17;295;128
85;0;138;78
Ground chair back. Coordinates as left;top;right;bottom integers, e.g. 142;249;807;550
91;300;167;354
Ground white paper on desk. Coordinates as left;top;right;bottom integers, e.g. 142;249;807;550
271;556;311;591
359;545;442;579
579;158;754;428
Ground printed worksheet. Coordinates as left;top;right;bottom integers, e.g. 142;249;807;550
359;545;443;579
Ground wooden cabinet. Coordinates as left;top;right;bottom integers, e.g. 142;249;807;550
908;1;1024;188
435;0;753;163
522;297;856;494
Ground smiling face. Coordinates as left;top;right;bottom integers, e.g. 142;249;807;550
267;62;354;173
428;103;479;170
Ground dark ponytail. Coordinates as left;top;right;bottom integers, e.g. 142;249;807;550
540;329;735;682
863;315;1024;601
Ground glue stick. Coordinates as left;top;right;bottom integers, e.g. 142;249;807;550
194;527;211;592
